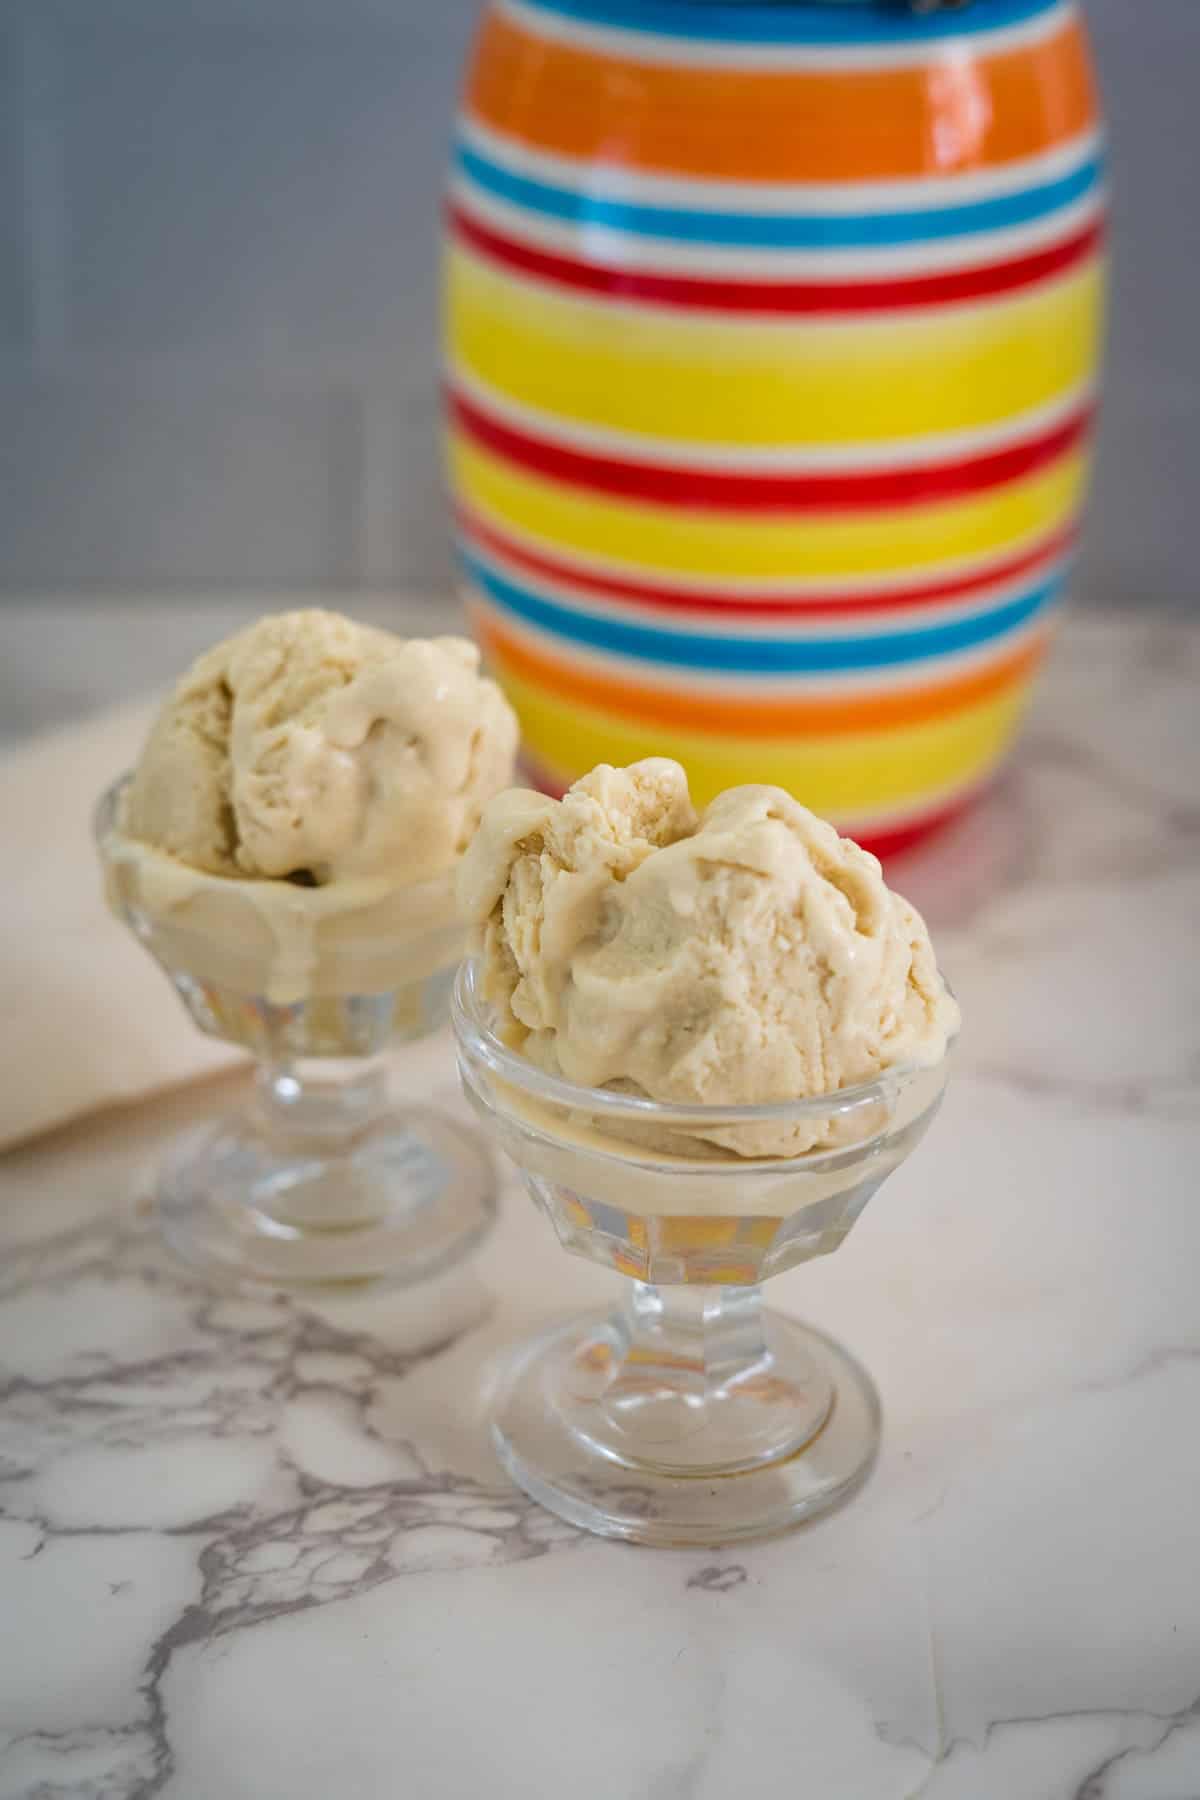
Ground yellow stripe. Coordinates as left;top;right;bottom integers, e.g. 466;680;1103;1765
501;663;1033;815
446;247;1104;448
452;434;1089;581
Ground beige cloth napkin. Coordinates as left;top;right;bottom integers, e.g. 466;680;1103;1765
1;702;242;1151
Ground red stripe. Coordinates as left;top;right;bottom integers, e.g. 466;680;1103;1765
450;203;1106;316
458;507;1077;618
450;388;1094;513
856;793;976;863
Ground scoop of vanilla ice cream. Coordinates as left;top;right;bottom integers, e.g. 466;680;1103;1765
123;610;518;885
458;759;959;1156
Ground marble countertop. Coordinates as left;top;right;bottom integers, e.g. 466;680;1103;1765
1;603;1198;1800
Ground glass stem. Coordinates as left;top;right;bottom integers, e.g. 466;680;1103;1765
249;1055;393;1231
255;1055;391;1154
611;1282;774;1410
593;1281;833;1475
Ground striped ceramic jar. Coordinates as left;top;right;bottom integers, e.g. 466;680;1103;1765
444;0;1105;855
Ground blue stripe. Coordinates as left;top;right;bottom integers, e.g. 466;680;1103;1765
516;0;1065;48
456;142;1102;250
461;550;1065;674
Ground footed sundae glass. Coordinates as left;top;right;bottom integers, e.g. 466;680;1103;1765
96;777;495;1290
453;959;952;1546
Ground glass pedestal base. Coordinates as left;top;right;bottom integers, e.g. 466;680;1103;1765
160;1096;496;1292
492;1292;880;1546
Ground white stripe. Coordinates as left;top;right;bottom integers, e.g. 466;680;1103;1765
459;114;1103;215
464;534;1070;646
467;534;1070;643
450;361;1094;472
466;585;1056;698
457;496;1076;601
449;176;1106;280
497;0;1077;73
832;770;994;838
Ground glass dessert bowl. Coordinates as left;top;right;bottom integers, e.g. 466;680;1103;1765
97;776;496;1290
453;959;952;1546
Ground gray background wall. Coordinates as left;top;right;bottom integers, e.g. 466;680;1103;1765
0;0;1195;611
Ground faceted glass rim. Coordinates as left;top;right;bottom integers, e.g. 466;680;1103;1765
452;955;953;1132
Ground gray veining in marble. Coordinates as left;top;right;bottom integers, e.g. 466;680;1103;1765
1;609;1199;1799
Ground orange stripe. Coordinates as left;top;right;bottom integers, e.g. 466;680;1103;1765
465;11;1098;185
471;604;1048;737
